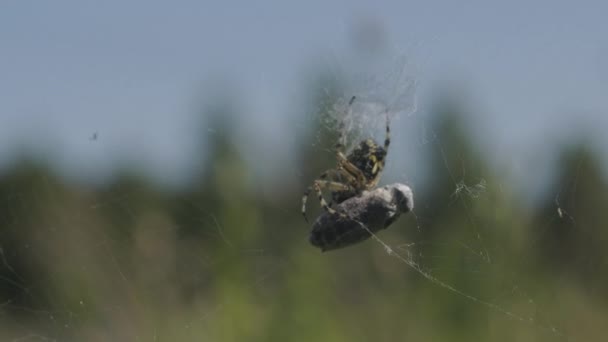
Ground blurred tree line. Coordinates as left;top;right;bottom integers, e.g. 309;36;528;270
0;83;607;341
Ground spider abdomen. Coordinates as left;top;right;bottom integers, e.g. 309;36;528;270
346;139;387;183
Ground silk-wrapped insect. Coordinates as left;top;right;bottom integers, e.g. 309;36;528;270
309;183;414;251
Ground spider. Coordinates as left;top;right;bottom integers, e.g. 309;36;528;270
302;96;390;223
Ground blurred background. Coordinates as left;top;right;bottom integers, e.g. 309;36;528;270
1;1;607;341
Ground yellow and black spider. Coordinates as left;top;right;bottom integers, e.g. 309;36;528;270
302;96;391;222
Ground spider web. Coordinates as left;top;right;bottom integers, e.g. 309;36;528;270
306;54;575;340
0;53;603;342
319;54;418;151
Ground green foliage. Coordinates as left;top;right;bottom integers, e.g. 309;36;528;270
533;144;608;301
0;92;607;341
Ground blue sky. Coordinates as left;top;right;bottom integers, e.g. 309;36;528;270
1;0;607;191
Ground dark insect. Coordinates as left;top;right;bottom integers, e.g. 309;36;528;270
309;183;413;251
302;96;391;223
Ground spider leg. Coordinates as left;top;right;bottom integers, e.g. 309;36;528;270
302;177;352;223
313;180;352;216
311;179;360;225
336;152;368;186
384;113;390;152
328;167;358;186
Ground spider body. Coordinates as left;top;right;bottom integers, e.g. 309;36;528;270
301;99;390;222
330;139;387;204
